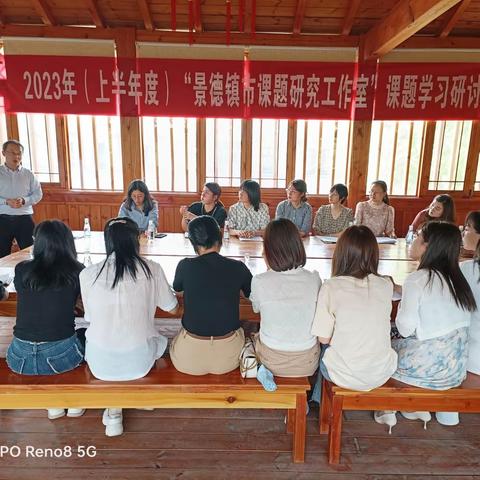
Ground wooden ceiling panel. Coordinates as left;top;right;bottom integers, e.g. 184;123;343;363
0;0;479;42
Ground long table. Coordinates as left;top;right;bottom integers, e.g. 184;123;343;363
65;232;413;261
0;237;417;319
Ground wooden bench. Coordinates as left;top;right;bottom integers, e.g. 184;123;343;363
320;372;480;465
0;358;310;463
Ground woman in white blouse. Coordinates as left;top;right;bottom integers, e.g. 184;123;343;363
80;217;178;437
250;218;321;376
227;179;270;238
385;221;476;430
310;226;397;410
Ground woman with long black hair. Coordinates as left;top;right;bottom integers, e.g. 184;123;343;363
118;179;158;232
6;220;85;419
80;217;178;436
378;221;476;430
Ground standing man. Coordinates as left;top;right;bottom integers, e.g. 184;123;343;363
0;140;43;258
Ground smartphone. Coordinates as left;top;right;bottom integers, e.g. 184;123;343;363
155;233;167;239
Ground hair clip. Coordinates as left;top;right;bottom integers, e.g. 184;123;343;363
108;219;128;227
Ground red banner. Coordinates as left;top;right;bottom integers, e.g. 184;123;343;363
374;62;480;120
1;54;480;120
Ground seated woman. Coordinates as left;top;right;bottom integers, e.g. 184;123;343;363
454;212;480;425
313;183;354;236
170;215;252;375
411;194;455;231
227;179;270;238
80;217;178;436
250;218;321;376
6;220;85;420
275;180;312;237
386;222;476;430
118;179;158;232
310;226;397;417
355;180;395;237
179;182;227;231
461;211;480;259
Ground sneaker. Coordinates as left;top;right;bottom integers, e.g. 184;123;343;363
66;408;86;417
47;408;66;420
102;409;123;437
374;410;397;434
400;411;431;429
436;411;459;426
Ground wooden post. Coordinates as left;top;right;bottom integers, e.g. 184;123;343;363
348;120;372;207
463;120;480;197
115;27;143;191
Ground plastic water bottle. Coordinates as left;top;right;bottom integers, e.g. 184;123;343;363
405;225;415;245
83;218;91;238
147;220;155;242
223;220;230;241
83;218;91;254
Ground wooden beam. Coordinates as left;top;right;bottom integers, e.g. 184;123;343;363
31;0;56;26
402;34;480;48
136;30;359;47
293;0;307;35
0;24;360;48
193;0;202;32
341;0;361;36
84;0;104;28
137;0;154;31
362;0;463;60
438;0;471;37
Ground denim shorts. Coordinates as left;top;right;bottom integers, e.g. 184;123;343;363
6;333;85;375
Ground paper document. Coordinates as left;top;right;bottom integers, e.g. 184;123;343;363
239;236;263;242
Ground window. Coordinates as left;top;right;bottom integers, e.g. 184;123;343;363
142;117;197;192
205;118;242;187
295;120;351;194
429;121;471;191
67;115;123;190
367;121;425;196
251;119;288;188
0;113;7;145
17;113;60;183
475;150;480;191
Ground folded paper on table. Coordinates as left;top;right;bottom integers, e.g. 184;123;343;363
239;236;263;242
319;236;396;244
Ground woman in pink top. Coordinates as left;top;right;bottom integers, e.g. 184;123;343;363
355;180;395;237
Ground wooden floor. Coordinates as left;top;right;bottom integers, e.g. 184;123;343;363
0;407;479;479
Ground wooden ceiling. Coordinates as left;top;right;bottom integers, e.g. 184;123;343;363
0;1;480;58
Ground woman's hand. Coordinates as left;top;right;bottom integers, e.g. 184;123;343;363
239;230;255;239
179;205;188;215
183;211;196;222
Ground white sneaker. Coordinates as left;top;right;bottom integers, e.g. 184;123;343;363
67;408;86;417
436;411;459;426
374;410;397;434
47;408;65;420
102;408;123;437
401;411;431;429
